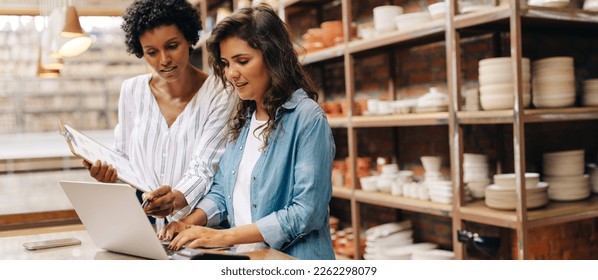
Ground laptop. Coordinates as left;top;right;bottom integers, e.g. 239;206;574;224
59;180;174;260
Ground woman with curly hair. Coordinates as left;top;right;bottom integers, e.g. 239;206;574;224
83;0;235;221
160;3;336;260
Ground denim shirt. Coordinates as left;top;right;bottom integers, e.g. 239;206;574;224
196;89;336;259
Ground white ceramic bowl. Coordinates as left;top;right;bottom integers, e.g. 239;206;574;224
427;2;447;20
421;156;442;172
493;172;540;189
394;12;432;31
373;5;403;33
360;176;379;192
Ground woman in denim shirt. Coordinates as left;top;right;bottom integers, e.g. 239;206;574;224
160;4;336;260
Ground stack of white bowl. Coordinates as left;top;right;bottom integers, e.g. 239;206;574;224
427;180;453;204
463;153;491;199
390;170;414;196
463;87;481;111
478;57;531;110
587;164;598;193
484;173;549;210
582;79;598;106
532;56;576;108
543;150;590;201
373;5;403;35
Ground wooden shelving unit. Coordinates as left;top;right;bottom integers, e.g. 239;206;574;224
280;0;598;260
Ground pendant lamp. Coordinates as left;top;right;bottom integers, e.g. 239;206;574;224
58;3;92;57
36;47;61;78
40;28;64;70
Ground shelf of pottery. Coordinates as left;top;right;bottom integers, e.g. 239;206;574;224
291;0;598;259
0;18;147;133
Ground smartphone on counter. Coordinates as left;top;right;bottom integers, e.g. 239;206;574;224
23;238;81;250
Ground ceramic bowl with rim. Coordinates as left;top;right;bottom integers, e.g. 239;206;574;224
421;156;442;172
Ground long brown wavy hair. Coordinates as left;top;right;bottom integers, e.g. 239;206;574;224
206;3;318;148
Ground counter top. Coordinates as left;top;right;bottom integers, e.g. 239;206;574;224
0;130;113;160
0;169;90;216
0;225;294;260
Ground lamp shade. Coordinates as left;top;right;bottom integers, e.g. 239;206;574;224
40;29;64;70
37;48;61;78
59;35;92;57
58;5;92;57
61;5;85;37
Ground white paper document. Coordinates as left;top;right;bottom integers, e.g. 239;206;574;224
59;122;152;192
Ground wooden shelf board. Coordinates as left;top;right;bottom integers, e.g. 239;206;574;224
454;5;511;30
523;107;598;123
521;5;598;24
352;112;449;127
347;20;445;54
460;195;598;229
332;187;352;200
298;44;345;65
283;0;330;8
458;107;598;125
327;116;348;128
354;190;452;217
458;110;514;124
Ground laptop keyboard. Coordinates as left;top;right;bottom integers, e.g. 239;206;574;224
161;241;178;256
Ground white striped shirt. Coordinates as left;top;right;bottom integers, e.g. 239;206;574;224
113;73;235;220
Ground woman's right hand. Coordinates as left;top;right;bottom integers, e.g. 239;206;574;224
83;160;118;183
159;221;193;241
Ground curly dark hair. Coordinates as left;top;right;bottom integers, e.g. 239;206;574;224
206;3;318;148
121;0;202;58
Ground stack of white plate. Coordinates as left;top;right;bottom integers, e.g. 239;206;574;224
582;79;598;107
364;242;439;260
411;249;455;260
485;182;549;210
463;153;491;199
478;57;531;110
364;221;415;260
543;150;589;201
484;172;549;210
377;164;399;193
532;57;576;108
427;180;453;204
588;164;598;193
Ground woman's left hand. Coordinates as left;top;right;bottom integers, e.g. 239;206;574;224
168;226;231;250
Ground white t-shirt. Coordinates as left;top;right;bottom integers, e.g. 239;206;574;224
232;112;266;227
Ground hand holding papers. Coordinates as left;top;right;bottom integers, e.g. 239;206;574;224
59;122;152;192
